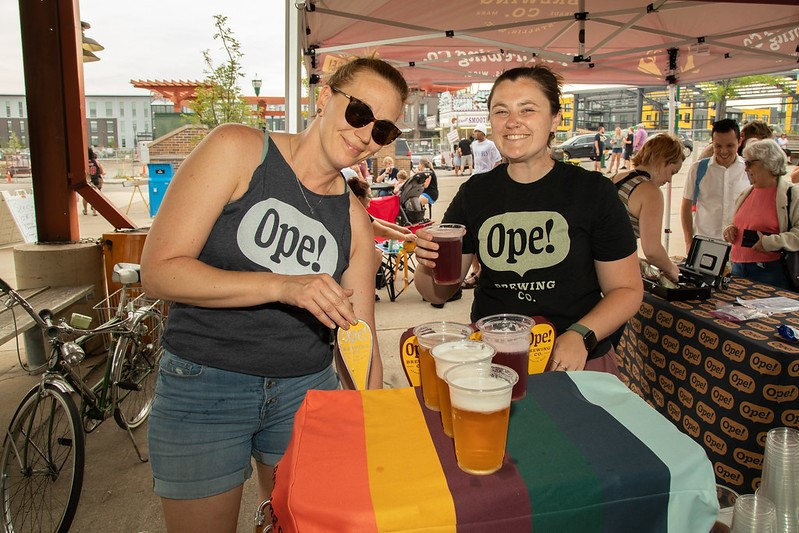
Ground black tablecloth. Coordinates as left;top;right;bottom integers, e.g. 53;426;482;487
617;278;799;492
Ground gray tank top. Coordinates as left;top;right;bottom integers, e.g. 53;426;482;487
162;132;352;377
615;171;649;239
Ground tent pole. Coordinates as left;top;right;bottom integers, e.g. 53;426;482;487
286;2;303;133
664;82;678;253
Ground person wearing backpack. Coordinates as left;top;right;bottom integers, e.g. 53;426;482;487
680;119;749;255
83;147;104;215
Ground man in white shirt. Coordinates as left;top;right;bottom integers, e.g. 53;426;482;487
471;123;502;175
680;119;749;254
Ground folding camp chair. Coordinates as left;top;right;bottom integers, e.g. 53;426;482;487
397;171;429;226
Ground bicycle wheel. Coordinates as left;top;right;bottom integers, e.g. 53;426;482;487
112;310;164;429
1;384;84;533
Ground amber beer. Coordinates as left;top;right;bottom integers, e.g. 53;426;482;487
413;322;473;411
446;363;518;475
431;340;495;437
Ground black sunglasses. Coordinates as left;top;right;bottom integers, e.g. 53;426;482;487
329;85;402;146
744;159;759;169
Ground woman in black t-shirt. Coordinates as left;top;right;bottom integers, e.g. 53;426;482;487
414;66;642;375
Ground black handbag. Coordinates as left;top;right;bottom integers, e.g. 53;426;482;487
780;187;799;291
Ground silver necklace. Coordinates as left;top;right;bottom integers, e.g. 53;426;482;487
290;138;336;215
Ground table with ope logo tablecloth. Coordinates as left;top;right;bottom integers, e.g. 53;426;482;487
269;372;717;533
616;278;799;494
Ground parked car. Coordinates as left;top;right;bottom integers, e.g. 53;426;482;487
551;133;604;160
646;131;694;157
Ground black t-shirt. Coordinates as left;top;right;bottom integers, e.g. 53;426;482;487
458;138;472;156
423;170;439;201
624;132;634;154
443;162;636;353
594;132;605;154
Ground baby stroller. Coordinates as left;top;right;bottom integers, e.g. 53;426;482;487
397;170;430;225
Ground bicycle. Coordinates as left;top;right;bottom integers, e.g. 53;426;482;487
0;263;165;533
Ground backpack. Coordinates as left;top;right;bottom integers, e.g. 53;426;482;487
89;160;98;176
690;157;711;212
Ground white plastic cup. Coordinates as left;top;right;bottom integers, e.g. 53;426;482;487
445;362;518;475
431;340;495;437
413;321;473;411
757;427;799;532
730;494;777;533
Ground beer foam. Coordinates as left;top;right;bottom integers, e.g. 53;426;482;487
432;342;495;377
448;376;512;413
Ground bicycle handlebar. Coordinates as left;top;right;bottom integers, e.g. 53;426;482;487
0;277;139;338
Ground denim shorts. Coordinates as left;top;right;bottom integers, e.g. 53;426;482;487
148;350;338;499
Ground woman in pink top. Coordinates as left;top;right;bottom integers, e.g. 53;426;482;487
722;139;798;289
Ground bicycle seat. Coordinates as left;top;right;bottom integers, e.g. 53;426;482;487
112;263;141;285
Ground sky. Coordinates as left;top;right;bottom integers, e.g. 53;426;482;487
0;1;287;97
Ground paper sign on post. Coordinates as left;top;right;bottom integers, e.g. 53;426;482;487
337;320;373;390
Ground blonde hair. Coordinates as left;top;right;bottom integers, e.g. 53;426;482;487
397;170;408;181
326;57;409;103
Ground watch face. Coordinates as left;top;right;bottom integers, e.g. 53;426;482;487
584;330;598;352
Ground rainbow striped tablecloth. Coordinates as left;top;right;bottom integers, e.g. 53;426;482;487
271;372;718;532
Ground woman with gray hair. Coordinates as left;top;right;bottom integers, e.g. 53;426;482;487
722;139;799;289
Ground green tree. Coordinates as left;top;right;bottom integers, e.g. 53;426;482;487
187;15;254;128
697;74;790;120
6;132;23;152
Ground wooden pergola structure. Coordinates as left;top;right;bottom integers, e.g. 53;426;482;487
130;80;207;112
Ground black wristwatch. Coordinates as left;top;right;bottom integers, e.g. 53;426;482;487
566;323;598;353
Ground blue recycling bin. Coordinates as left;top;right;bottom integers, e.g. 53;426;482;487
147;163;174;217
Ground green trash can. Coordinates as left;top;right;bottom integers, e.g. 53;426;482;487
147;163;174;217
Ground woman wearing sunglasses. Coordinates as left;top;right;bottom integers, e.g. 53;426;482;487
722;139;797;289
140;57;407;533
414;66;642;375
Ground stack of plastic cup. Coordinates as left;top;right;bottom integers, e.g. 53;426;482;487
716;485;740;530
730;494;777;532
757;427;799;532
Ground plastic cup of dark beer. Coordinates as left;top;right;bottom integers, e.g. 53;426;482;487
413;322;473;411
431;340;495;437
475;314;534;400
427;223;466;285
445;362;518;475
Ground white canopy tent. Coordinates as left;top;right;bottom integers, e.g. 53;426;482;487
285;0;799;247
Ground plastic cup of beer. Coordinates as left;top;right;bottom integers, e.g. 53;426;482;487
413;322;473;411
445;362;518;475
431;340;495;437
426;223;466;285
475;314;534;401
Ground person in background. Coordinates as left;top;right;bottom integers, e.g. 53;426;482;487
458;135;473;175
698;119;772;160
140;57;407;533
633;123;648;155
621;126;635;170
471;123;502;175
607;126;624;175
416;157;439;211
393;169;408;195
453;143;462;177
777;132;791;159
722;139;798;289
613;134;685;282
414;66;642;375
376;156;399;183
680;118;749;254
593;125;606;172
83;147;104;216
